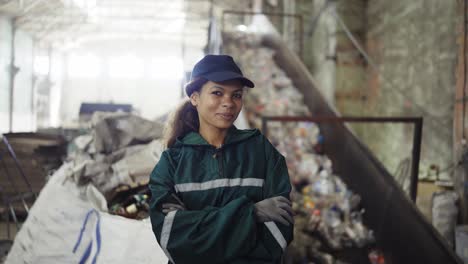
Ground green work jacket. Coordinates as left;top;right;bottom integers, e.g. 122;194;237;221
149;126;293;264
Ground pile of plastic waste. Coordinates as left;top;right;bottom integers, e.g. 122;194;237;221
67;112;165;219
269;120;376;263
4;112;169;264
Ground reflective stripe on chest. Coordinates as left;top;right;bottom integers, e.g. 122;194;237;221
174;178;264;193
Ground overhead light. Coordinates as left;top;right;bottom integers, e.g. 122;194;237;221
68;53;101;78
235;25;248;32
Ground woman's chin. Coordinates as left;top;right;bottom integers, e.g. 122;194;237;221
214;120;235;129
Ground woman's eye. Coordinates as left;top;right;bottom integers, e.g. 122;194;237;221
233;93;243;99
212;91;222;96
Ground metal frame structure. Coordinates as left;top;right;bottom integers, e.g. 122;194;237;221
0;0;211;48
261;115;423;202
0;134;36;240
221;10;304;58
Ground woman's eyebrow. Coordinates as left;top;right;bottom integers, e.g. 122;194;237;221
209;86;243;93
210;85;225;90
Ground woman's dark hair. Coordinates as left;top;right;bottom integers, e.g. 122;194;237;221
164;78;208;148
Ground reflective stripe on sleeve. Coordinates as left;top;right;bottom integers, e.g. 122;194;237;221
264;221;287;251
161;210;177;263
174;178;264;193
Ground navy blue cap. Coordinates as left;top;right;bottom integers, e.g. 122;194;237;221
186;55;254;96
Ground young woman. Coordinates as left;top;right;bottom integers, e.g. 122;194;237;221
149;55;294;264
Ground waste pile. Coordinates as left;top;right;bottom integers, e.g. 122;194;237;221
67;112;165;219
224;31;383;264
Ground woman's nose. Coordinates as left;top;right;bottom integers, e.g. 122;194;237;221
222;96;234;107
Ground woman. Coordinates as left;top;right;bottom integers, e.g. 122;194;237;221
149;55;294;264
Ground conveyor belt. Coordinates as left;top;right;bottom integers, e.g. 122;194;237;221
224;33;462;264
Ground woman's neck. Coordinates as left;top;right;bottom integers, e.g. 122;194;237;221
199;125;228;148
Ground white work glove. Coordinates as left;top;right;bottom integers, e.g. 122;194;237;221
254;196;294;226
162;193;186;214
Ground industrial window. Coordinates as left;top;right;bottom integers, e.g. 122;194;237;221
67;53;101;78
108;54;143;79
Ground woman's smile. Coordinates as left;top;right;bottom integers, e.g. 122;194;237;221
217;113;235;121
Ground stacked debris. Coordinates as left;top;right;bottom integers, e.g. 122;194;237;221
0;133;66;197
279;125;376;263
224;31;381;264
224;32;310;130
67;112;165;219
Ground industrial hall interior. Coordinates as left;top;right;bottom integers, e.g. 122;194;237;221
0;0;467;263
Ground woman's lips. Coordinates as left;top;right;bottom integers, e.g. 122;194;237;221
217;113;235;120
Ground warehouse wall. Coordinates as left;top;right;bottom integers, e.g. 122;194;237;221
297;0;457;178
0;15;35;133
364;0;458;180
297;1;396;171
334;0;367;116
299;0;457;181
0;16;12;133
60;39;185;126
12;29;34;132
298;0;376;166
332;0;404;177
49;50;64;128
454;0;468;223
272;0;459;182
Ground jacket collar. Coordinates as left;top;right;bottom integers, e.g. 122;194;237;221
176;126;259;147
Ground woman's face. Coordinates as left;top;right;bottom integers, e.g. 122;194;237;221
190;80;244;131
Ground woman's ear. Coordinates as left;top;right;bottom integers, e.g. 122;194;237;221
190;92;199;107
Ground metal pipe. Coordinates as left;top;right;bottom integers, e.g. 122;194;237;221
0;151;20;195
0;185;10;239
2;136;35;198
6;204;10;239
223;10;301;17
263;115;423;124
31;41;36;130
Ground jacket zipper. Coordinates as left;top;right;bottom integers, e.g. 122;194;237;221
219;151;224;178
213;147;224;178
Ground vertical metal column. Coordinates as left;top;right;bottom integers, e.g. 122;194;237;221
410;118;423;202
8;20;17;132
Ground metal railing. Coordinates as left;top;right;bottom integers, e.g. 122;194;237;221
261;115;423;202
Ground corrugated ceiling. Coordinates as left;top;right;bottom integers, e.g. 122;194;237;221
0;0;214;49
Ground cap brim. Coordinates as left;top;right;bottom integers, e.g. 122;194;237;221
203;71;255;88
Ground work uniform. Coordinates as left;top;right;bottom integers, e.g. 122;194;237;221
149;126;293;263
